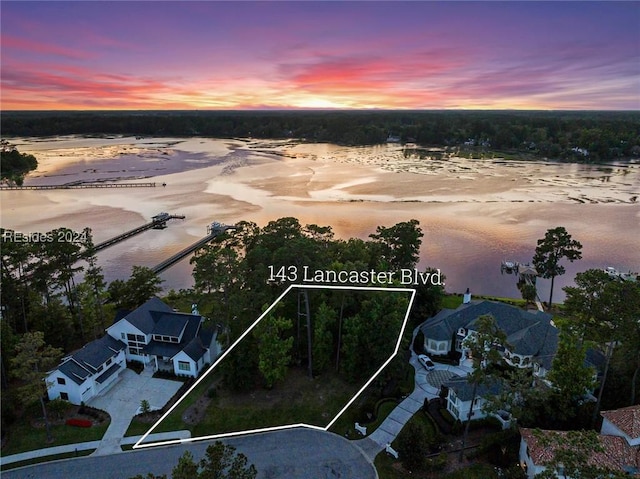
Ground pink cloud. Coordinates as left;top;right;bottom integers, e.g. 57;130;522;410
1;34;93;60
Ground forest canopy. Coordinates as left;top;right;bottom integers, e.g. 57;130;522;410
2;110;639;162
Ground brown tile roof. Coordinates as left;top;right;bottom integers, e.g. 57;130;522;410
520;428;639;474
601;404;640;439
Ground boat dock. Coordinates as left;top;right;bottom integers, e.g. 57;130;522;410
0;182;160;190
91;213;185;253
151;222;237;274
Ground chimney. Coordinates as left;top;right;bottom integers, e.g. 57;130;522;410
463;288;471;304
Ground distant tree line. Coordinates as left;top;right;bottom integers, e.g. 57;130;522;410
2;110;639;161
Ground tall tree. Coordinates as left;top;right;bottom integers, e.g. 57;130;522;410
546;329;596;421
10;332;63;443
563;271;640;415
255;315;293;389
532;226;582;307
108;266;163;309
130;441;257;479
459;314;507;461
312;302;335;374
368;219;423;271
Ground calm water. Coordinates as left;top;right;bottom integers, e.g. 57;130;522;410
2;136;638;302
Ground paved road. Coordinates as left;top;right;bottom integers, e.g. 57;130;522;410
2;429;377;479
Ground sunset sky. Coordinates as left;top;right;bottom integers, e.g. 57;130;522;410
1;1;639;110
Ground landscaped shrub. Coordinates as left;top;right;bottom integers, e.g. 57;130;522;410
127;360;144;374
439;408;455;424
66;418;92;428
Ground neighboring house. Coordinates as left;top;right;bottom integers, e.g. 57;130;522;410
442;374;501;422
420;299;558;378
601;404;640;447
46;335;126;405
47;297;222;404
440;374;512;428
106;297;221;378
519;426;639;478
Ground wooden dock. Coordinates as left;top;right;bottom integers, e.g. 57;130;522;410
91;214;185;253
0;182;159;190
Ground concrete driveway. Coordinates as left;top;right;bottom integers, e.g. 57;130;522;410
88;367;183;455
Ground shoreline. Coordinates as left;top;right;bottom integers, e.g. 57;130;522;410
1;135;638;299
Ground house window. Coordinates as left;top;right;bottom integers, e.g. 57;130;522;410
136;335;145;342
121;332;126;340
438;342;447;351
106;358;112;366
127;333;136;341
178;361;191;371
57;377;66;385
60;392;69;401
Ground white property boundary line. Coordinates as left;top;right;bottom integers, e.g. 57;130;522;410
133;284;416;450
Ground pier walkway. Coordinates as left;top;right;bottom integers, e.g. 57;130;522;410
91;214;185;253
0;182;159;190
151;222;236;274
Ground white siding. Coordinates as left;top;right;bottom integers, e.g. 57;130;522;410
46;370;86;405
600;417;640;446
107;320;151;364
172;351;198;378
519;438;547;479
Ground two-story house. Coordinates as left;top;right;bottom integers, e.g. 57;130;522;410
420;299;558;378
106;296;221;378
47;297;221;404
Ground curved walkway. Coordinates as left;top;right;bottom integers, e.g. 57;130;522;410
355;326;472;461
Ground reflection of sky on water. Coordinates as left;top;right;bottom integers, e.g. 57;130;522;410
3;137;638;302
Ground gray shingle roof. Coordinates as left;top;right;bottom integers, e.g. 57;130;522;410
95;363;122;384
58;359;91;385
142;313;202;358
124;297;174;334
151;312;189;337
56;335;125;385
420;300;558;368
444;374;503;402
181;328;215;361
72;335;126;371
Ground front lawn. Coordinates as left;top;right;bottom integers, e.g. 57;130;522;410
1;414;109;457
129;367;360;438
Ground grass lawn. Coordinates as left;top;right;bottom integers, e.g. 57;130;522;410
1;449;95;472
1;418;109;457
192;369;355;437
375;452;500;479
130;367;361;438
441;295;464;310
